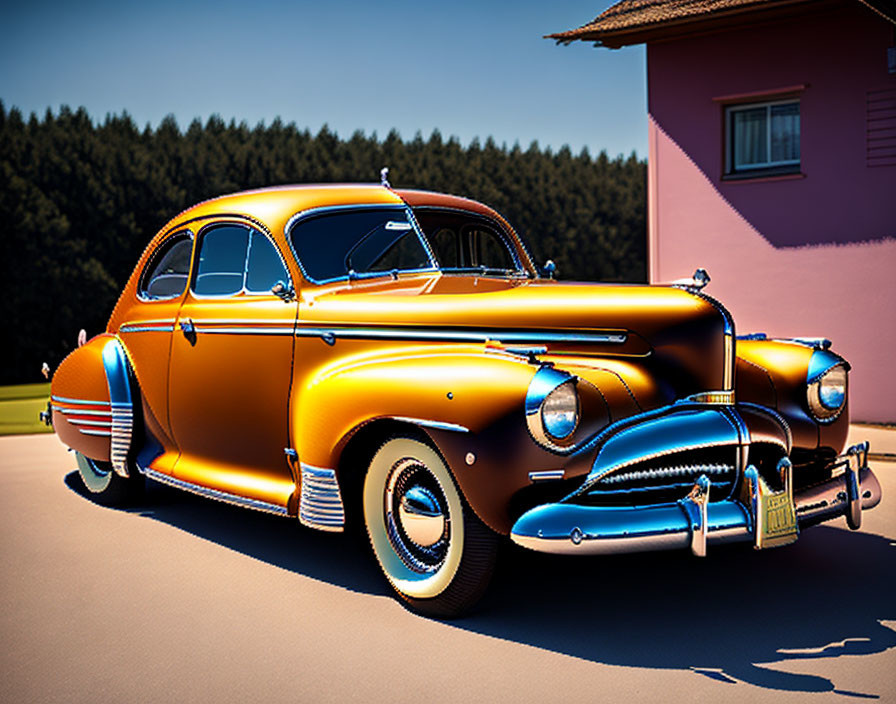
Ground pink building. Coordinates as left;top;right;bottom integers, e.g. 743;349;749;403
554;0;896;422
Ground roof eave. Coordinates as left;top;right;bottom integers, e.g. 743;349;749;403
546;0;856;48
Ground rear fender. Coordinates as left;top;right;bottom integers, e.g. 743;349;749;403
51;335;135;476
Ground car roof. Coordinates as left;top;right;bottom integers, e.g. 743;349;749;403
159;183;513;235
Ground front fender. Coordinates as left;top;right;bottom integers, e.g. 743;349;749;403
293;346;535;465
736;339;850;453
293;347;593;534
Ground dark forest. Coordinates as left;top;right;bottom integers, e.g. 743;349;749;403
0;102;646;384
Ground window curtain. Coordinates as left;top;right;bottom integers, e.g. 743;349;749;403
733;107;767;168
771;103;800;162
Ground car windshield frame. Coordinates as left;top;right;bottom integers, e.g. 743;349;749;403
286;204;439;286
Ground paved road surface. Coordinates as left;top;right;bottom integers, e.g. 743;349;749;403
2;434;894;703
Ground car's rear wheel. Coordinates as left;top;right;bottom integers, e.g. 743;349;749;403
363;436;498;618
75;451;145;506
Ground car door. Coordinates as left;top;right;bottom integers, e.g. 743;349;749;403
167;220;298;512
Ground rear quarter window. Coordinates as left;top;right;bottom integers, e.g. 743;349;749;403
139;233;193;300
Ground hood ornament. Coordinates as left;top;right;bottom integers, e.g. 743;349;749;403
380;167;391;189
671;267;711;291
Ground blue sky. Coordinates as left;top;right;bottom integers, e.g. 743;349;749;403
0;0;647;158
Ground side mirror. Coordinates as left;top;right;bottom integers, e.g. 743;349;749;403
271;281;295;302
541;260;557;279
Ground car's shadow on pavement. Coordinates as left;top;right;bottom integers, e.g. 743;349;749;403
66;471;896;697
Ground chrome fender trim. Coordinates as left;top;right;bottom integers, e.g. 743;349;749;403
101;339;134;479
299;463;346;532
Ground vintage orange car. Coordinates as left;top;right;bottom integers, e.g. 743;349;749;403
47;182;881;616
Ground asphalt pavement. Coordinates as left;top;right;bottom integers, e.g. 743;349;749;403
1;433;894;703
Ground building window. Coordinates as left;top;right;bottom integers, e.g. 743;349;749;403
725;99;800;177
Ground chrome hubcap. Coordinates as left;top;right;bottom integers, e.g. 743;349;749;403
398;485;446;548
385;458;450;573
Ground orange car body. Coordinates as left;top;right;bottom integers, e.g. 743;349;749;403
49;184;880;613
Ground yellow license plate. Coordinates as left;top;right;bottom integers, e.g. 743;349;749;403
757;483;798;549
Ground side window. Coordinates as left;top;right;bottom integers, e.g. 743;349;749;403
194;224;288;297
414;209;521;274
194;225;248;296
429;227;460;268
290;208;433;283
139;233;193;300
246;230;289;293
466;225;516;271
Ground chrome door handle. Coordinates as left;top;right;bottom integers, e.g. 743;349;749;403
179;318;196;346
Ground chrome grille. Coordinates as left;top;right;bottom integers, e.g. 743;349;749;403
584;449;738;506
600;463;733;485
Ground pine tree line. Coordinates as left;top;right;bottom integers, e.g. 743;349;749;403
0;102;646;384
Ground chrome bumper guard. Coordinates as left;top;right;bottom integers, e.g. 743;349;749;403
510;442;881;556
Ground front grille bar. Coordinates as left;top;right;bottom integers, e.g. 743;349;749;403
599;463;734;485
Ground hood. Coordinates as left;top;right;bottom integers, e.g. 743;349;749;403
298;274;733;400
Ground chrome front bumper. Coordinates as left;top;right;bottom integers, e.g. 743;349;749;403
510;442;881;556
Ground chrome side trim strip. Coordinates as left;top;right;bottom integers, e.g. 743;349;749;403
119;319;177;333
389;416;471;433
299;463;346;532
51;395;110;406
294;326;627;345
529;469;566;482
119;325;175;333
175;318;296;325
198;327;295;335
120;318;177;326
67;419;112;427
137;319;628;346
80;429;113;437
52;407;112;417
143;467;289;515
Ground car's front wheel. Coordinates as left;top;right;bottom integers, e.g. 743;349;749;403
75;451;145;506
363;436;498;617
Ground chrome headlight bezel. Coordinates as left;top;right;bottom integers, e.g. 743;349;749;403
807;364;847;423
525;366;581;451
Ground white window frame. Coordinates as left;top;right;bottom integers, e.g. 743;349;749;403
725;98;800;174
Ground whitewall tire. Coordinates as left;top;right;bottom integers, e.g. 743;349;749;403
363;436;498;617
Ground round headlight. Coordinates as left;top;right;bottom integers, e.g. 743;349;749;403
541;381;579;440
808;365;846;421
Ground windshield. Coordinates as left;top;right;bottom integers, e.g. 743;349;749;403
290;207;435;283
